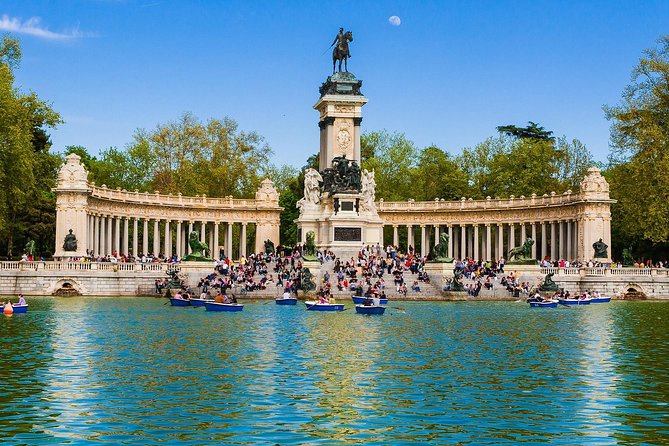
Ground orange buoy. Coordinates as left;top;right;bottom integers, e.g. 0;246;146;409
3;302;13;315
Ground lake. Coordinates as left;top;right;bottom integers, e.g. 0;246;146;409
1;298;668;444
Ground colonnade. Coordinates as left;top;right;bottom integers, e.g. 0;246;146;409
86;215;255;260
388;220;579;262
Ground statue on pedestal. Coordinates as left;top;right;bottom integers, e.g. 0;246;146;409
593;238;608;258
539;273;559;292
182;231;213;261
361;169;376;211
297;169;323;212
331;27;353;73
63;229;77;252
506;239;535;265
430;233;454;263
322;155;362;194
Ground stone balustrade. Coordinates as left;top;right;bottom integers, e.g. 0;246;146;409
0;261;171;272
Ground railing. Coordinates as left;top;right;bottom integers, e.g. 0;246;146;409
0;261;171;273
540;267;662;277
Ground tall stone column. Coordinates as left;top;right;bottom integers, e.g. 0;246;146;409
209;225;215;257
164;220;171;258
531;223;537;259
188;221;194;254
143;219;149;256
133;218;138;257
497;224;503;260
227;223;233;259
106;216;112;256
460;224;466;260
520;223;526;245
200;221;207;243
550;221;557;260
541;222;547;261
123;218;129;256
407;225;413;253
420;225;426;257
448;225;453;258
176;221;182;257
509;223;515;251
567;220;573;261
241;223;247;258
93;216;99;256
213;222;219;260
87;215;93;255
485;224;491;261
558;221;565;260
434;225;440;246
114;217;121;255
153;219;160;256
473;225;479;261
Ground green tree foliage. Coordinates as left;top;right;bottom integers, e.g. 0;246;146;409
605;35;669;246
127;113;272;198
413;145;468;200
0;35;61;257
361;131;419;200
496;121;555;140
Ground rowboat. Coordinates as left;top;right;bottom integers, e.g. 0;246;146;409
275;297;298;305
169;298;191;307
355;304;386;314
529;300;558;308
11;304;28;313
558;298;592;305
590;296;612;303
204;302;244;312
351;295;388;305
304;301;345;311
189;298;209;307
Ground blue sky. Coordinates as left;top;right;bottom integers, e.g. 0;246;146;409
2;0;668;168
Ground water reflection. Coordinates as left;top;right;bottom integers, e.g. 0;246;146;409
0;298;668;444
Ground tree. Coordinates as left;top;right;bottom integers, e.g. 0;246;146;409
0;35;61;257
361;130;419;201
496;121;555;140
413;145;468;200
605;35;669;245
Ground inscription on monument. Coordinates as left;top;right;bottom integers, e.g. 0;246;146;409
334;227;362;242
340;201;354;211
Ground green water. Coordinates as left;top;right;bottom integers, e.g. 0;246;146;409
1;298;668;444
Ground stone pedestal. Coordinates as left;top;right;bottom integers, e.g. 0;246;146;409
424;262;455;291
53;154;90;259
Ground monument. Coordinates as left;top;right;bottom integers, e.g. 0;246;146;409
296;28;383;256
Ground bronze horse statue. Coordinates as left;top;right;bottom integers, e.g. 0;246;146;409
332;30;353;74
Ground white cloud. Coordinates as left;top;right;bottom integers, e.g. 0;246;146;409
0;15;86;40
388;16;401;26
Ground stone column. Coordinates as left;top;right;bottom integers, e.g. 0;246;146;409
497;224;503;260
213;222;220;260
123;218;129;256
142;219;149;256
541;222;547;261
188;221;194;254
531;223;537;259
558;221;565;260
87;215;93;255
407;225;413;253
550;221;557;260
227;223;233;259
567;220;573;261
133;218;138;257
93;216;99;256
448;225;453;258
106;216;112;256
420;225;426;257
393;225;399;247
175;221;181;257
520;223;526;245
209;225;215;257
485;224;492;261
240;223;247;258
460;224;466;260
200;221;206;243
434;224;440;246
509;223;515;252
153;219;160;256
113;218;120;255
164;220;171;258
473;225;479;261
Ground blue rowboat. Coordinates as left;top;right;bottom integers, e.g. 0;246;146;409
169;298;191;307
189;298;208;307
590;296;611;303
352;295;388;305
275;297;297;305
355;304;386;315
559;298;591;305
529;301;558;308
204;302;244;312
305;301;345;311
11;304;28;313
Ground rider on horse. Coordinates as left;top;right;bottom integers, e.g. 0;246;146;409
331;27;351;58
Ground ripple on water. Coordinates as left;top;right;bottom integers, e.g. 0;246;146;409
1;298;668;444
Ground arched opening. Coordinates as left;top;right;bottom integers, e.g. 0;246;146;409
623;285;646;300
53;280;82;297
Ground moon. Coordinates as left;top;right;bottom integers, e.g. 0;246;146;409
388;16;401;26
